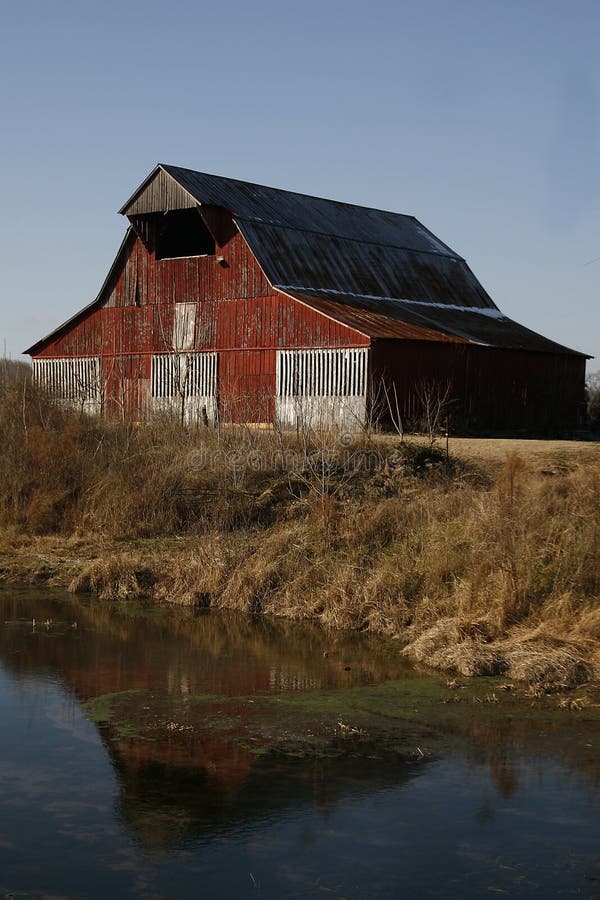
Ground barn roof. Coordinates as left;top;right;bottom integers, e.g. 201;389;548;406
26;165;588;357
121;164;458;257
120;164;586;356
122;164;494;310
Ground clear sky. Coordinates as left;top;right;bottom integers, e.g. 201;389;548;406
0;0;598;372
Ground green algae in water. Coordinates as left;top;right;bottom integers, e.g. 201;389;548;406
84;690;147;724
80;675;600;765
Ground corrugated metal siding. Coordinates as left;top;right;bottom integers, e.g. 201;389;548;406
100;353;150;420
32;229;369;419
218;349;276;423
101;231;271;308
35;295;369;360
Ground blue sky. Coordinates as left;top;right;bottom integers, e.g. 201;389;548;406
1;0;598;371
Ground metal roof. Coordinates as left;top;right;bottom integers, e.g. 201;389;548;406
236;220;496;310
280;290;466;342
26;165;589;358
282;289;587;355
123;164;505;319
126;164;457;258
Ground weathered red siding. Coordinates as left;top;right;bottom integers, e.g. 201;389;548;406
35;221;369;421
371;340;587;433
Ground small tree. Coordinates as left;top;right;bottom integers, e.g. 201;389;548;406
414;378;453;447
587;371;600;431
155;305;197;426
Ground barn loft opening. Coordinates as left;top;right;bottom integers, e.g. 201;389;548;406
156;209;215;260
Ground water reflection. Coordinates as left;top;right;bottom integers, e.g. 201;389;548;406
1;588;600;898
0;589;425;845
0;587;410;696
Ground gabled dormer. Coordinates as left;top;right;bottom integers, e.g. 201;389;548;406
120;165;218;259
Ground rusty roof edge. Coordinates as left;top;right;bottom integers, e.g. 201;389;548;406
284;288;591;357
272;287;373;342
236;217;493;343
282;290;461;343
275;286;505;318
307;289;478;344
24;228;136;356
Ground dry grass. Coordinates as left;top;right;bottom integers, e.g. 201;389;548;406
69;554;158;601
446;436;600;477
1;373;599;690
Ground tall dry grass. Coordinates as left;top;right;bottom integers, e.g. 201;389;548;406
149;452;599;688
1;369;599;689
0;371;391;535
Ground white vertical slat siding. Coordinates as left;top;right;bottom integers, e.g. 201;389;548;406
32;357;102;413
150;352;218;423
275;348;368;430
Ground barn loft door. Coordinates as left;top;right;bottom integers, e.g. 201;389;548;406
275;348;368;431
173;302;196;351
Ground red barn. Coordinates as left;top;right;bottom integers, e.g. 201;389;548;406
25;164;589;433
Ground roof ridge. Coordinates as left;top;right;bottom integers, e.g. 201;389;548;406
160;163;420;222
234;215;463;260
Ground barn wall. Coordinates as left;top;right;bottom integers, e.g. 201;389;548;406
104;227;272;308
371;340;586;434
33;227;368;421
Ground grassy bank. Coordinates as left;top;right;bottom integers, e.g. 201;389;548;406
1;371;599;692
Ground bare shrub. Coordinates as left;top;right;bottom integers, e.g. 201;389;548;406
0;358;31;388
413;378;454;447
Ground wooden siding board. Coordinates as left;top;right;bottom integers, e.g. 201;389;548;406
370;340;586;432
34;222;369;419
123;168;198;216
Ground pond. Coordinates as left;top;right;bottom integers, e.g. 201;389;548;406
1;587;599;898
